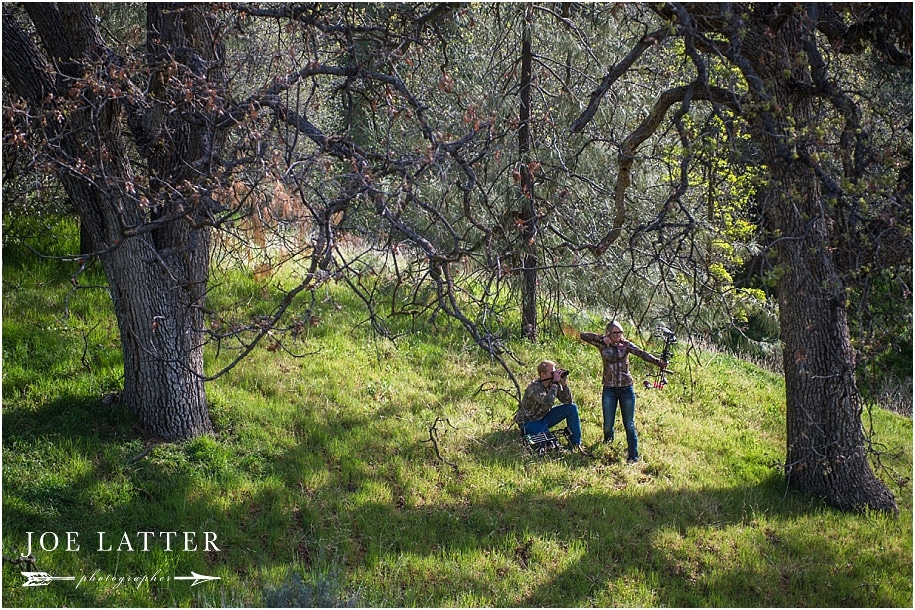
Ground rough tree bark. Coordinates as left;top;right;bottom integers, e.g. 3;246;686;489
737;7;898;513
3;3;220;440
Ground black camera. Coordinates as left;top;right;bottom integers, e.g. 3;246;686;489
659;327;677;343
555;368;570;379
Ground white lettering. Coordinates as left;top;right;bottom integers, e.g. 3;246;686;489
23;531;80;556
183;531;197;551
98;531;112;552
117;532;134;552
204;531;220;552
24;530;222;553
66;531;80;552
40;531;59;552
160;531;177;551
137;531;154;551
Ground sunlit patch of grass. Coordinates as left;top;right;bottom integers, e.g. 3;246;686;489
3;234;911;607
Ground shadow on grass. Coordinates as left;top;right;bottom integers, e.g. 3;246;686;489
2;393;250;606
261;415;907;607
2;393;140;444
3;393;909;608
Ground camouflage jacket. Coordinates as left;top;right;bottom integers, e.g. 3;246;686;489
514;378;573;425
580;332;663;388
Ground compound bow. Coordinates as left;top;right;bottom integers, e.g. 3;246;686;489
643;326;677;390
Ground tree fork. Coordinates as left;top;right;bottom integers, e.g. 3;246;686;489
3;4;218;441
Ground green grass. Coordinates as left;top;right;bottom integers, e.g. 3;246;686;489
2;229;912;607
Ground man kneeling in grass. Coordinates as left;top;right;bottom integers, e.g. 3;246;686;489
514;360;585;453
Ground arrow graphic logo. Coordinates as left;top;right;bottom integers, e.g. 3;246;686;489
21;572;76;587
173;571;221;586
22;569;219;588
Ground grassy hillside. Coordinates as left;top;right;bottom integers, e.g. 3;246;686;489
2;227;912;607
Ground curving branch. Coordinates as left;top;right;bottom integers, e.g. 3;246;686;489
590;84;739;256
570;27;672;133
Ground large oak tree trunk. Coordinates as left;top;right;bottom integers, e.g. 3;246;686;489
745;9;896;512
766;174;896;512
3;3;217;441
105;236;211;440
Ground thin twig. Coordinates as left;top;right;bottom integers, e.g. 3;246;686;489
127;442;160;464
3;554;37;570
422;417;458;471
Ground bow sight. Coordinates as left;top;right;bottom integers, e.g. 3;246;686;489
643;326;677;390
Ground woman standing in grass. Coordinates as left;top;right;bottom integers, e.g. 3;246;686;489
580;321;666;463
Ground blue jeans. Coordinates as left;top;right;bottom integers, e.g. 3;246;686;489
522;403;582;446
602;386;638;459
